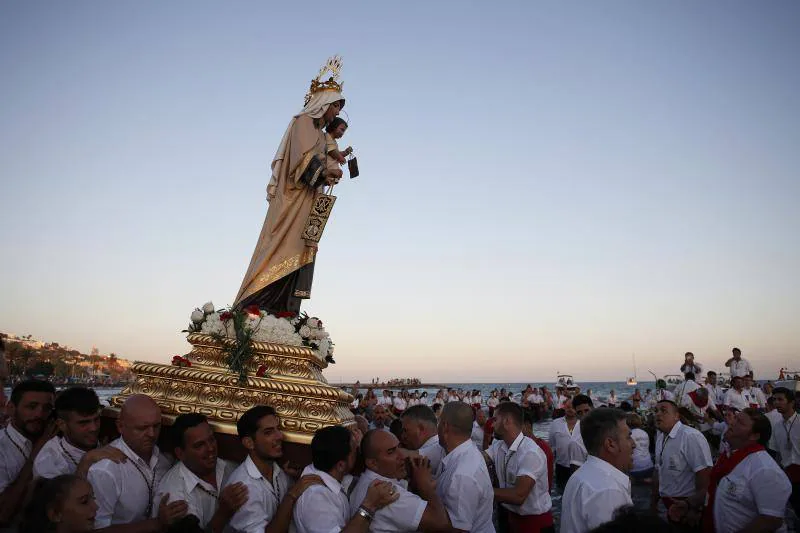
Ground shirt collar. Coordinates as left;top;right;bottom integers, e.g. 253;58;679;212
667;421;683;439
116;437;160;470
244;455;283;483
6;423;32;449
179;459;224;494
585;455;631;489
509;432;525;452
60;436;88;458
304;465;345;494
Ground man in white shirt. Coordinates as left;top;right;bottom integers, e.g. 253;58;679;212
560;408;635;533
392;392;407;415
654;380;675;403
679;386;719;433
34;386;126;480
435;402;495;533
673;372;701;406
471;409;487;450
568;394;594;471
725;347;754;378
350;429;451;532
87;394;186;532
712;408;791;533
549;399;578;486
0;379;56;526
725;376;751;410
651;400;713;527
223;406;319;533
370;405;392;432
293;425;396;533
400;405;445;476
155;413;243;532
743;375;767;408
485;402;552;532
704;371;725;408
769;387;799;516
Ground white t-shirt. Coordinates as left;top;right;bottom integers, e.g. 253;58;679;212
436;440;495;533
486;433;551;516
560;456;632;533
222;456;291;533
713;450;792;533
654;422;713;498
631;428;653;473
728;358;753;378
348;469;426;533
548;417;577;468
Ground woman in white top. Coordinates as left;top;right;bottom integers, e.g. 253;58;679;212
419;391;429;406
627;413;654;481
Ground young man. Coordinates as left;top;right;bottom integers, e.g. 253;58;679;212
769;387;799;515
223;405;318;533
436;402;495;533
549;399;578;486
349;429;451;532
471;409;487;450
87;394;186;532
709;409;791;533
704;371;725;409
155;413;244;532
400;405;445;476
293;425;397;533
34;386;126;479
651;400;713;527
673;372;700;406
743;375;766;409
568;394;594;471
724;376;750;410
485;402;552;533
560;408;635;533
725;347;753;378
0;379;56;525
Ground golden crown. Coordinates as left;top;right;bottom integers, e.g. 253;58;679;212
304;56;344;106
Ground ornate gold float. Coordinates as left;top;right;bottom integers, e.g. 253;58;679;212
104;333;354;445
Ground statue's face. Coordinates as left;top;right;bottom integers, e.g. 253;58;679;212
323;100;342;123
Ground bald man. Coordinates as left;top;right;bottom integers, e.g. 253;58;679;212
87;394;187;532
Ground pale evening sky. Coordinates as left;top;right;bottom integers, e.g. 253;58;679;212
1;1;798;382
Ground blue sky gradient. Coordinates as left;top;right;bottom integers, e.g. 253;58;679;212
1;1;798;381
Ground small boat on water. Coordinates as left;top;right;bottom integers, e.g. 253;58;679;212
663;374;684;391
555;373;578;392
775;368;800;391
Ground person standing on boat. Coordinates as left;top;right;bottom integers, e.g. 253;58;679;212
725;347;754;378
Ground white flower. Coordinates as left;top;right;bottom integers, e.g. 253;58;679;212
299;325;312;338
202;302;215;314
190;309;205;324
307;317;321;329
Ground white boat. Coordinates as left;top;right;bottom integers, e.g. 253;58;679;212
555;373;578;391
663;374;684;391
775;368;800;392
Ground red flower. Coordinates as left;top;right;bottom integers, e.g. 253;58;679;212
171;355;191;367
256;365;268;377
244;305;261;316
276;311;296;319
219;311;233;321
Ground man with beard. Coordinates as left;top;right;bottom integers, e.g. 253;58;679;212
0;379;56;525
87;394;187;532
349;429;451;532
34;386;127;479
155;413;245;532
293;425;397;533
401;405;445;476
371;405;392;432
486;402;553;533
224;405;320;533
568;394;594;471
651;399;712;529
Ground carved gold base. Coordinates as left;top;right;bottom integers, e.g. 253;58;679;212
105;333;354;444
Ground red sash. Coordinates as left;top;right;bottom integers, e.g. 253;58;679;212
703;442;764;532
507;510;553;533
688;389;708;409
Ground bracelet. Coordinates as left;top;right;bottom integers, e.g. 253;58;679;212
357;506;374;522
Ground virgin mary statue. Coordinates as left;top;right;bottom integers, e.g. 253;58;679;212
234;58;345;314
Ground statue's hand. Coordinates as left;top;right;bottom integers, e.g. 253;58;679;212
325;169;343;185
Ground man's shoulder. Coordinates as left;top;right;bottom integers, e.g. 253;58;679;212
223;459;253;486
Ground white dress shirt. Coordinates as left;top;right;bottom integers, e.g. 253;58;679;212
548;417;577;468
560;456;632;533
155;458;235;529
87;437;172;528
745;387;767;408
713;450;791;533
654;421;713;497
418;435;445;476
568;422;588;467
471;421;485;450
656;389;675;402
0;423;31;492
224;456;292;533
728;358;753;378
348;469;426;533
293;465;352;533
486;433;551;516
704;384;725;406
724;389;750;410
436;440;495;533
769;412;800;468
392;397;407;412
33;435;87;479
673;380;700;405
631;428;653;473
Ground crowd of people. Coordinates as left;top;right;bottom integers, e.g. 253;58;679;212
0;346;797;533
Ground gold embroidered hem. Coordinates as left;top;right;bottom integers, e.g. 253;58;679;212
237;248;316;306
293;290;310;298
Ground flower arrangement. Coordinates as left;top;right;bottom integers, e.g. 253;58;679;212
183;302;335;382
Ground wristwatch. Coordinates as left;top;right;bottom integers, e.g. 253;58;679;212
357;506;374;522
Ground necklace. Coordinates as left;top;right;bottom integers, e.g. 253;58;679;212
59;438;80;467
195;482;218;499
659;434;671;467
129;457;156;517
784;413;797;447
4;427;29;461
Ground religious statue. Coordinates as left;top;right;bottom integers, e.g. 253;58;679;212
234;57;346;314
